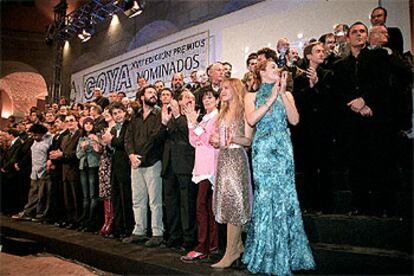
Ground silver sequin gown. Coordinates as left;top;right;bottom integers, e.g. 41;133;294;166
213;120;252;226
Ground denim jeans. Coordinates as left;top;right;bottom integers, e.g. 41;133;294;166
79;167;99;227
130;161;164;236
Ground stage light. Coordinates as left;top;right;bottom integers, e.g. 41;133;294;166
123;0;143;18
78;29;91;42
78;23;96;43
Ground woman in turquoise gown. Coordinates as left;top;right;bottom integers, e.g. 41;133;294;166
242;60;315;275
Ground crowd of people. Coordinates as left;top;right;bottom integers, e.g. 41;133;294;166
0;6;413;275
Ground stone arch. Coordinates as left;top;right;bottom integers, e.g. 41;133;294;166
127;20;179;51
0;88;14;119
0;61;48;118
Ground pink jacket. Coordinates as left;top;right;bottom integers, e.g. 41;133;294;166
188;109;219;184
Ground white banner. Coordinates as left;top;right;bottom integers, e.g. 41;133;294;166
70;31;209;102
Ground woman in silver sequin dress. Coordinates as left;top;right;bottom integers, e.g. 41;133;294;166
210;78;253;269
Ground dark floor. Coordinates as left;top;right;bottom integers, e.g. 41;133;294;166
0;214;412;275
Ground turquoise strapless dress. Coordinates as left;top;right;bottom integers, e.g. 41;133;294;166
242;83;315;275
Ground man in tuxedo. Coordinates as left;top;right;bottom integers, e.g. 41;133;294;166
162;90;197;250
370;6;404;54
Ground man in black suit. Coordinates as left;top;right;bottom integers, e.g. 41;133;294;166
162;90;197;250
292;42;335;213
49;114;81;229
333;21;410;216
103;102;134;239
1;128;23;214
47;115;69;225
370;6;404;54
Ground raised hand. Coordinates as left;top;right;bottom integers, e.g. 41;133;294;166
306;67;318;88
280;71;288;93
169;99;180;117
161;108;172;126
101;131;113;145
183;102;199;125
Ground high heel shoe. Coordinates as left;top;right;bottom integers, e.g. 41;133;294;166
230;257;246;270
211;254;241;269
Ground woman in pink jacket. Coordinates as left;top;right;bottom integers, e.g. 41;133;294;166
180;87;220;263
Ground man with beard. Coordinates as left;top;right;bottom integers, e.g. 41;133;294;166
276;37;290;68
124;85;168;247
171;73;185;99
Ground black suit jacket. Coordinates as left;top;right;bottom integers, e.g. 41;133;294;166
161;116;195;176
61;130;81;182
110;120;131;178
48;129;69;176
1;138;23;177
387;26;404;54
293;67;335;125
15;138;34;175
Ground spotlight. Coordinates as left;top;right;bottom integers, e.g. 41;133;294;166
123;0;143;18
78;29;91;42
78;25;95;43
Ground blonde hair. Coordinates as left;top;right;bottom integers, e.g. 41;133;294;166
217;78;245;128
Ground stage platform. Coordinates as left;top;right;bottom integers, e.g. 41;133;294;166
0;214;412;275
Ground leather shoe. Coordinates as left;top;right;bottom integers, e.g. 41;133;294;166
166;239;182;249
65;223;77;230
145;236;163;247
122;234;147;244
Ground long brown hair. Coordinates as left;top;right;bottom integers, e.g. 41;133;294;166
217;78;245;128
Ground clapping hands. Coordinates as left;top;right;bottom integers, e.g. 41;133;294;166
182;101;199;125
